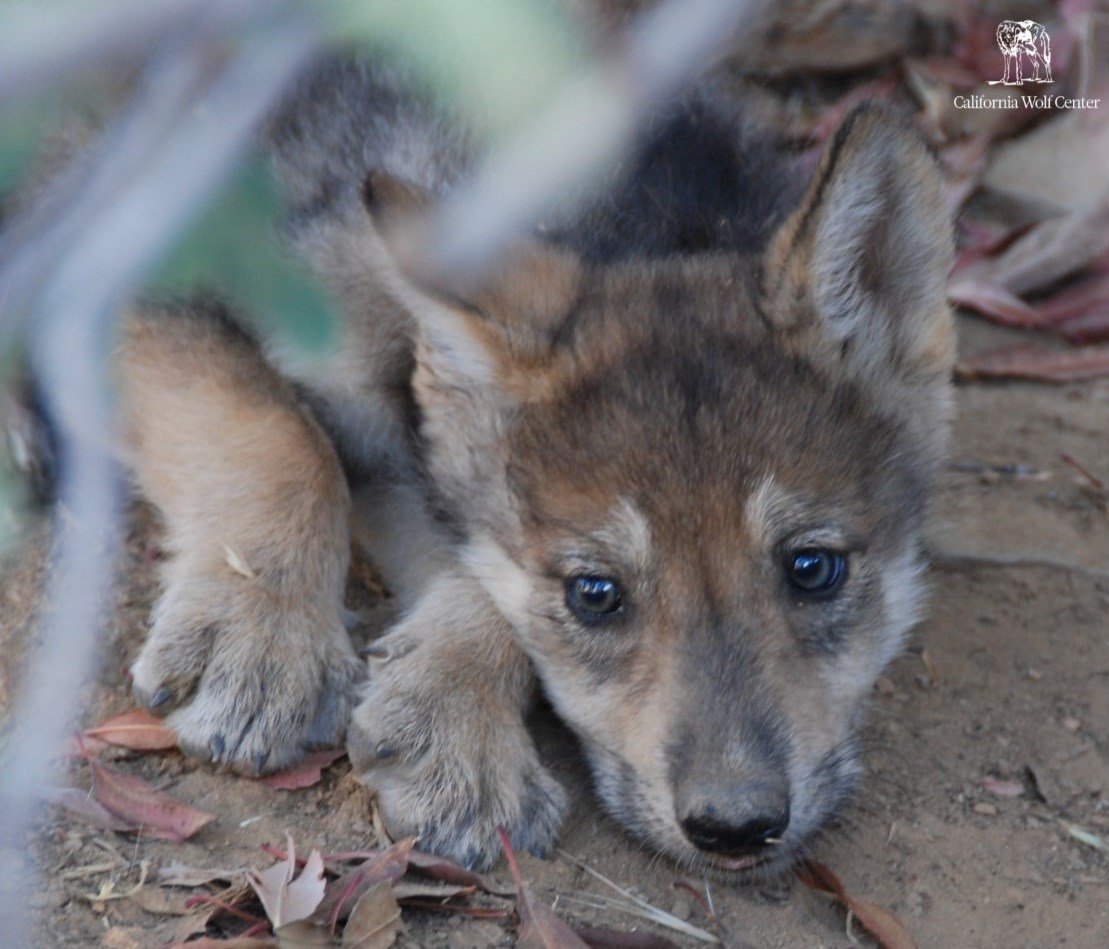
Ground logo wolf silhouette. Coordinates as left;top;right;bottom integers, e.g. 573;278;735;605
991;19;1053;86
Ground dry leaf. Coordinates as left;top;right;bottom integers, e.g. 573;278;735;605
317;838;415;926
956;343;1109;383
164;907;218;945
86;708;179;752
275;919;335;947
249;836;327;929
259;749;346;791
956;200;1109;297
341;883;402;948
947;279;1050;330
1060;308;1109;345
499;829;588;949
390;880;475;902
47;786;136;832
407;849;496;892
90;760;214;841
796;860;915;949
158;861;244;887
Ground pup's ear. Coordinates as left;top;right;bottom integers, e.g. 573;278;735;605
361;171;581;396
762;104;954;438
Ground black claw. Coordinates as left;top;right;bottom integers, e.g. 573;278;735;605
374;742;397;761
210;734;225;761
150;687;172;709
254;751;269;775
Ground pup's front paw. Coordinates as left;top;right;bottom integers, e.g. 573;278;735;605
131;573;362;775
348;633;567;870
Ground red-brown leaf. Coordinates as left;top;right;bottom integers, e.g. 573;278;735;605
258;749;346;790
317;838;416;928
90;759;214;842
948;279;1051;329
956;201;1109;297
85;708;179;752
499;828;587;949
1060;308;1109;345
796;860;915;949
408;849;495;892
47;786;136;832
956;343;1109;382
1036;271;1109;325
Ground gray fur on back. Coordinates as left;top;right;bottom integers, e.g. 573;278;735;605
266;54;800;274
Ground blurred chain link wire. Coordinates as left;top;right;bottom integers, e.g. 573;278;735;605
0;0;751;939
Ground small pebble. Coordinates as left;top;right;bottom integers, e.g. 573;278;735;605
1062;717;1081;733
974;802;998;816
1027;668;1043;681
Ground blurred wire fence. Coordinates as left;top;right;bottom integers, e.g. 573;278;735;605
0;0;753;938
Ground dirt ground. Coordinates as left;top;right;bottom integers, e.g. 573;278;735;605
0;309;1104;948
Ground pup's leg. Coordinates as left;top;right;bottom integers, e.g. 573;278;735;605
347;564;566;870
118;305;362;774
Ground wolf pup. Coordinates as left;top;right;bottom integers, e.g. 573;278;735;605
116;59;953;872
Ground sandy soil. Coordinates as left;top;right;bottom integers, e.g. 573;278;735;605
1;312;1107;948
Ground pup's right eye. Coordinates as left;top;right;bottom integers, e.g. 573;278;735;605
565;575;624;622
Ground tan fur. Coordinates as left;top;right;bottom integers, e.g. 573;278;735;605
117;306;361;773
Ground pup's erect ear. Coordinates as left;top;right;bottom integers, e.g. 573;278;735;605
762;104;954;434
361;171;581;395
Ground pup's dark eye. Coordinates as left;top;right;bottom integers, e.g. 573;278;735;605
786;549;847;595
565;575;623;621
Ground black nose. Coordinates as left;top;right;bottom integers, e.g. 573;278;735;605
681;811;790;857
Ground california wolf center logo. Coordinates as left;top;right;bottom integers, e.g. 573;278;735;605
991;20;1053;85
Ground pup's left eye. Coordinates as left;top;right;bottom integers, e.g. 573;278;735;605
786;549;847;595
565;575;624;622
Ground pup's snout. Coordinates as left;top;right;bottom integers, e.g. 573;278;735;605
681;810;790;858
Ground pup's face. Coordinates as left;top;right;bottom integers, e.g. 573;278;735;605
372;106;953;873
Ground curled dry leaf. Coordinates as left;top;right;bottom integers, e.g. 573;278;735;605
90;760;214;841
341;883;402;949
248;836;327;930
956;343;1109;383
86;708;179;752
259;749;346;791
317;837;416;928
796;860;915;949
947;279;1050;330
957;200;1109;297
499;828;588;949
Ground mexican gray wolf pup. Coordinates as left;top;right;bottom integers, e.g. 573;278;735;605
115;58;954;872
